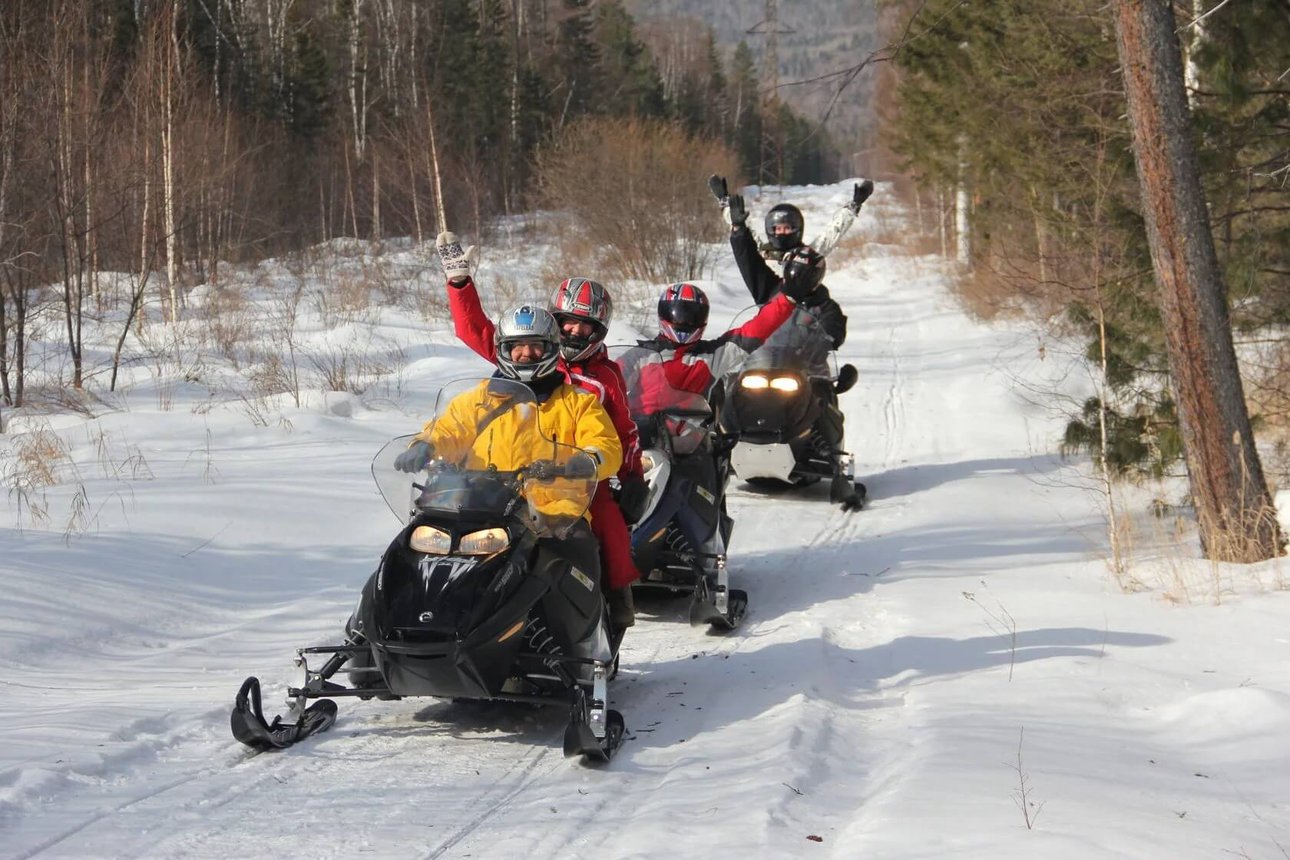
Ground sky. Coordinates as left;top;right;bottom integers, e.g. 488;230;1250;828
2;181;1289;859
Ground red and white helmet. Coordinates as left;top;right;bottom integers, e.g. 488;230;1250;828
550;277;613;361
657;282;710;345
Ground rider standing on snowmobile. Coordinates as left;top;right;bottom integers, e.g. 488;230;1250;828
432;232;644;629
708;175;874;270
709;179;871;511
709;177;874;350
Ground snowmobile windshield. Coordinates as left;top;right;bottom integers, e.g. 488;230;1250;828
371;377;596;538
729;304;837;378
610;344;714;457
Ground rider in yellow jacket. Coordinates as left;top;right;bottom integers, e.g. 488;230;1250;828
413;379;621;489
396;305;632;625
398;306;622;520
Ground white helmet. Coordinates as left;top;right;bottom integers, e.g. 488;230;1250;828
494;304;561;383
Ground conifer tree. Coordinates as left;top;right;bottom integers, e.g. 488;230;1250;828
729;41;763;182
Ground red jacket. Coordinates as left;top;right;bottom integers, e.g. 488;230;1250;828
446;278;643;481
619;292;797;417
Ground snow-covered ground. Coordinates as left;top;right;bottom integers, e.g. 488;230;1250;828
3;182;1289;859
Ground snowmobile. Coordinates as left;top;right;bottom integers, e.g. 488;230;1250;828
718;306;865;508
612;345;745;631
230;377;626;762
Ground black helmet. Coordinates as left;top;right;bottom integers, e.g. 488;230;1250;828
781;246;826;302
657;282;710;345
765;204;804;253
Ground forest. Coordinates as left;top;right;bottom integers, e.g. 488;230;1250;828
0;0;836;403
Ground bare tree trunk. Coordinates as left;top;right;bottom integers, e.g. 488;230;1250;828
1112;0;1281;562
0;267;27;408
1183;0;1204;107
427;99;446;234
954;135;971;266
343;140;359;237
84;70;98;312
114;127;156;392
55;25;84;389
371;144;381;240
0;21;16;406
348;0;368;160
936;187;947;258
162;0;180;324
409;152;422;243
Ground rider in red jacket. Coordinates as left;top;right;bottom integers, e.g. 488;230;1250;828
435;234;644;629
624;282;799;409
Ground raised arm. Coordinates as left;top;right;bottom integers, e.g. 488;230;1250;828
436;231;497;363
810;180;872;258
727;194;781;305
809;206;857;259
730;220;782;305
445;277;498;363
707;292;796;378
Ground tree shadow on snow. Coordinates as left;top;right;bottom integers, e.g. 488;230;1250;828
862;453;1070;501
722;516;1097;627
612;625;1172;758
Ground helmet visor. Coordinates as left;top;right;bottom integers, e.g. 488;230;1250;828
659;302;707;331
503;338;551;360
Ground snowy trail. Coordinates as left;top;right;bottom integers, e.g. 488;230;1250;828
0;193;1050;858
7;183;1290;859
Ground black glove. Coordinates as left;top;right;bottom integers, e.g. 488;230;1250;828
527;459;558;480
394;441;432;473
616;474;650;524
727;193;748;228
707;174;729;204
849;179;874;214
564;452;598;480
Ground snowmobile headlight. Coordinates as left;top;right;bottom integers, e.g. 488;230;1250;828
770;376;800;392
740;374;769;390
409;525;453;554
458;527;509;555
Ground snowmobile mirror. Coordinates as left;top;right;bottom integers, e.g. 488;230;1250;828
835;363;858;394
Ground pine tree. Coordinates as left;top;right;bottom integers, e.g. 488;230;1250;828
729;41;763;182
595;2;665;118
555;0;600;121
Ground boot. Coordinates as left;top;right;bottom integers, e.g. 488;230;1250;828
606;586;636;630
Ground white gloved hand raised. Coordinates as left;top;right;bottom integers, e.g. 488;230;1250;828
435;231;476;283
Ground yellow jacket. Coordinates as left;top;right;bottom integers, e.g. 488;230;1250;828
414;380;622;484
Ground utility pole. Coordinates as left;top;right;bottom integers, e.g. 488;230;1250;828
747;1;794;184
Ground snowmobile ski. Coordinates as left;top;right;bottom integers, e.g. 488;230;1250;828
231;676;337;752
563;673;625;762
689;561;747;631
841;481;868;512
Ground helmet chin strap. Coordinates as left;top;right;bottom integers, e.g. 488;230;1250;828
559;332;598;360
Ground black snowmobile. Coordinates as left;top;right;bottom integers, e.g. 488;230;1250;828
718;306;864;508
612;345;744;631
230;377;626;762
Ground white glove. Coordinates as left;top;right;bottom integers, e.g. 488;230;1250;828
435;231;476;282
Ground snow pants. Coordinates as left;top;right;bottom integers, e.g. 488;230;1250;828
589;479;641;590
